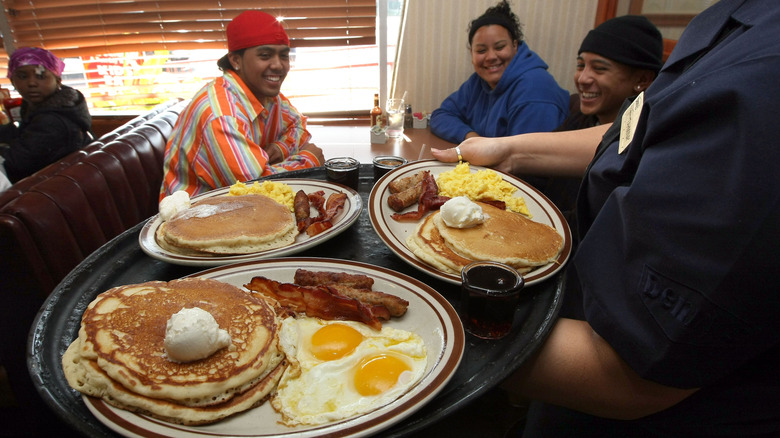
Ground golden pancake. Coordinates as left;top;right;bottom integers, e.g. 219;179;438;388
157;194;296;255
406;213;476;275
69;278;283;407
63;341;286;426
434;203;563;269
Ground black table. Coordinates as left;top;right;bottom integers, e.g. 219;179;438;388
28;165;564;437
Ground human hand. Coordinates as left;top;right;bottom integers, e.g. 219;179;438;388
264;143;284;164
430;137;514;173
301;143;325;166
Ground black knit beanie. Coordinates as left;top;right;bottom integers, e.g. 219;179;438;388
579;15;663;72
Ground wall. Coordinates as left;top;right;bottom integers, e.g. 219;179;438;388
394;0;598;115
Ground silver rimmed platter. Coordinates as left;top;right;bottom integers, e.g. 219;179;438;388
368;160;572;286
82;257;465;437
140;179;362;266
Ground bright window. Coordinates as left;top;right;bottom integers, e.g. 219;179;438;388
0;0;404;116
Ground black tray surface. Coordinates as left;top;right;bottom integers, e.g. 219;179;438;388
29;165;564;437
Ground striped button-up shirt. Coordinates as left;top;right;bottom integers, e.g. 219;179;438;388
160;70;318;199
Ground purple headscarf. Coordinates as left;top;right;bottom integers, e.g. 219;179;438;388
7;47;66;79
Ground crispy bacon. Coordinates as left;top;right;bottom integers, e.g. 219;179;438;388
478;199;506;210
308;192;346;237
296;191;348;237
245;276;383;330
308;191;326;216
305;220;332;236
391;171;449;221
294;269;407;318
323;192;347;222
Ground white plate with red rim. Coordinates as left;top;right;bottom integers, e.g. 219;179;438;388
368;160;573;286
82;257;465;438
139;179;362;266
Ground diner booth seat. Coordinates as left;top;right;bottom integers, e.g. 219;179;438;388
0;98;188;434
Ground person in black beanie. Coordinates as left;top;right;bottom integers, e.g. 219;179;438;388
539;15;663;227
560;15;663;130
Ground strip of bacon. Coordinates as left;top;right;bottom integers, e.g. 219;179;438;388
303;192;347;237
308;191;326;218
305;221;332;236
293;269;407;317
323;192;347;222
478;199;506;210
244;276;383;330
391;171;449;221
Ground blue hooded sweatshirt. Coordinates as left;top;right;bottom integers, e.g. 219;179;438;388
430;43;569;144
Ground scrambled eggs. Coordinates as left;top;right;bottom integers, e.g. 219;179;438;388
436;163;531;217
229;180;295;211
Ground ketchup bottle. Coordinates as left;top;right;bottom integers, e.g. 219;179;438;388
3;97;22;123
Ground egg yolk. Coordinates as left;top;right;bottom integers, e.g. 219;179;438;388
354;354;412;396
310;323;364;361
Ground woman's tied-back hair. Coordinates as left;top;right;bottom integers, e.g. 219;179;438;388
468;0;524;47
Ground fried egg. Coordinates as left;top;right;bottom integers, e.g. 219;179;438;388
271;316;427;426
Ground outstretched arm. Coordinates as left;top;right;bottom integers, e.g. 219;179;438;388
431;124;610;177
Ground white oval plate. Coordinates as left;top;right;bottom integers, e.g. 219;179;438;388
83;258;464;437
139;179;362;266
368;160;573;286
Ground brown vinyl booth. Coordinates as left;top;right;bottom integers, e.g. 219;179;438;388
0;98;187;433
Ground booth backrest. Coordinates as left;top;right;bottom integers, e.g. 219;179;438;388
0;98;188;301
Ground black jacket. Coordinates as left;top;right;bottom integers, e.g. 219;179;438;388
0;85;92;183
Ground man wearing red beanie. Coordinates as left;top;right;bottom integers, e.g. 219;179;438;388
161;10;324;198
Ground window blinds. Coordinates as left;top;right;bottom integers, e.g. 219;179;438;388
1;0;377;58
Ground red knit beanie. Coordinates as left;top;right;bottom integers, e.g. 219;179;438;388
227;10;289;51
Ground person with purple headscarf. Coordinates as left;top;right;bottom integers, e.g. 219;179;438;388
0;47;92;183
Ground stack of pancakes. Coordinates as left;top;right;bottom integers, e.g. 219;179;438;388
407;202;564;275
62;278;286;425
156;194;297;255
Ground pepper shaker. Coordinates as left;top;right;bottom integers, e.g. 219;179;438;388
403;104;413;129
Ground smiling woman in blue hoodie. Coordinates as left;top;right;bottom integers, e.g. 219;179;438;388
430;1;569;144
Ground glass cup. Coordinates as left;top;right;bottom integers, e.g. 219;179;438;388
324;157;360;190
386;98;405;138
460;261;525;339
372;155;407;182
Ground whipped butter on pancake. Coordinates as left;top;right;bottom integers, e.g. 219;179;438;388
62;278;286;425
434;202;563;268
157;193;297;255
407;201;563;274
164;307;232;363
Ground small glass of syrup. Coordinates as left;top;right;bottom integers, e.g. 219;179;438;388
460;261;525;339
324;157;360;190
372;155;407;182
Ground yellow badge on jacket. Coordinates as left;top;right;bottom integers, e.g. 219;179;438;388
619;91;644;154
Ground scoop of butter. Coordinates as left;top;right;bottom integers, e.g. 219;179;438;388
440;196;486;228
164;307;231;363
159;190;191;221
